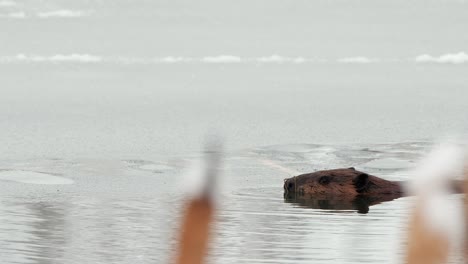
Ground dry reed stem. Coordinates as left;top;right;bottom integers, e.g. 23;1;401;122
406;203;449;264
464;160;468;263
175;196;214;264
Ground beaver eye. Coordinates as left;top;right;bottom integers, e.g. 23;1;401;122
318;176;330;185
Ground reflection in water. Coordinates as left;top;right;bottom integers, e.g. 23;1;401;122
28;201;69;264
284;193;403;214
0;198;69;264
0;195;179;264
0;189;408;264
213;188;408;264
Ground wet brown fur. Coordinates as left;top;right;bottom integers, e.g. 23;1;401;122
284;167;465;213
284;168;403;199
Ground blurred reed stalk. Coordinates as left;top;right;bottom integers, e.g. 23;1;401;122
174;141;221;264
174;196;214;264
464;159;468;262
406;200;450;264
405;145;467;264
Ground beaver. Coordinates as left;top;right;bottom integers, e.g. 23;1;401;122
283;167;465;213
283;167;405;213
284;167;404;198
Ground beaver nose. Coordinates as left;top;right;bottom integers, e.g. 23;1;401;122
284;179;295;194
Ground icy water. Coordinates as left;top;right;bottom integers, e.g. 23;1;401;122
1;61;468;264
0;142;465;264
1;60;468;264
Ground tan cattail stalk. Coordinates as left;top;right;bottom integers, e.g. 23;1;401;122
406;199;450;264
174;141;221;264
175;196;214;264
464;158;468;263
405;144;466;264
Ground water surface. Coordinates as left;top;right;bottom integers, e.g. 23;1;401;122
3;142;462;263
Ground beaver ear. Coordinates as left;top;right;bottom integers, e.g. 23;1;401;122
318;176;330;185
348;167;355;170
353;173;369;193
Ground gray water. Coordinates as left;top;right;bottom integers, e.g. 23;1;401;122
0;142;465;263
2;0;468;263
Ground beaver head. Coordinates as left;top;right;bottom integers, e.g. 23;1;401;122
283;168;403;198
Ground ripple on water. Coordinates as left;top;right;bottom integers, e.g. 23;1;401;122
210;186;409;264
0;170;74;185
361;157;415;169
